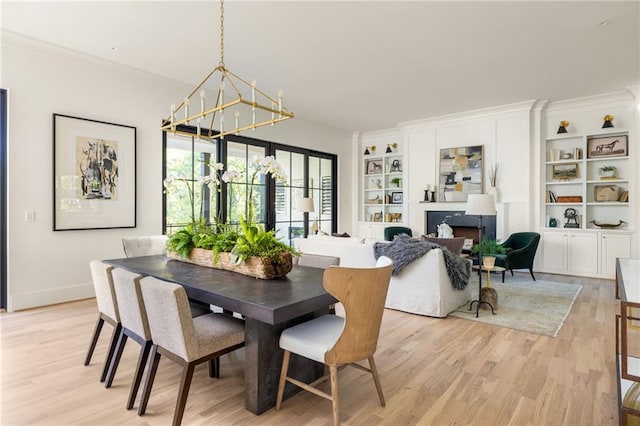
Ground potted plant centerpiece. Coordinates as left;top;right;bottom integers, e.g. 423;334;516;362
471;236;508;268
597;165;617;179
164;156;298;279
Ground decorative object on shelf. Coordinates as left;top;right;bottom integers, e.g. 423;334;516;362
391;192;403;204
364;145;376;155
437;223;454;238
620;191;629;202
622;382;640;426
597;165;617;179
423;184;436;202
366;159;383;174
367;195;382;204
602;114;614;128
556;195;582;202
487;163;500;203
160;0;293;141
563;208;580;228
589;219;626;229
373;212;383;222
390;177;402;188
561;152;572;159
552;163;578;180
557;120;570;134
587;135;628;159
53;114;136;231
549;218;557;227
390;159;402;172
439;145;484;202
594;184;620;202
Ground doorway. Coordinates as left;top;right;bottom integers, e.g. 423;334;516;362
1;88;7;309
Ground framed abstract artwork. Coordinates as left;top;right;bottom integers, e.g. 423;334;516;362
53;114;136;230
438;145;483;202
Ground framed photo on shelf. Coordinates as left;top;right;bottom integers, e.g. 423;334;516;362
366;159;383;175
587;135;628;159
552;162;578;180
53;114;136;231
391;192;403;204
373;212;383;222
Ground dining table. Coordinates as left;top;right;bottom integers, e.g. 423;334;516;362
104;254;337;415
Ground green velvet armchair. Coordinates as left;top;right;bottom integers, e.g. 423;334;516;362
494;232;540;283
384;226;413;241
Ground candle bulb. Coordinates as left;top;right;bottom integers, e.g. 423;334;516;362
184;98;190;123
235;111;240;134
251;79;256;106
200;90;205;116
278;89;283;114
197;120;201;139
271;102;275;126
170;104;175;123
219;81;225;108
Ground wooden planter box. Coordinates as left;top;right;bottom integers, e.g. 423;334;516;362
167;248;292;279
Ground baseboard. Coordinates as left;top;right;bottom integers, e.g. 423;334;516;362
9;283;95;312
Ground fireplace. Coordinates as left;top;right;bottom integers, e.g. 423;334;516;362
425;210;496;245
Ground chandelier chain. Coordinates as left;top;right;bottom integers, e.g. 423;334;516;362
219;0;225;67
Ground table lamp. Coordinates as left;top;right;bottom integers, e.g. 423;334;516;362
465;194;497;316
297;197;315;238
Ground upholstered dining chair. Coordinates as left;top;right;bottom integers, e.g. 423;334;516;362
122;235;211;317
85;260;121;383
138;276;245;426
383;226;412;241
104;268;153;410
276;256;394;426
295;253;341;268
122;235;168;258
494;232;541;283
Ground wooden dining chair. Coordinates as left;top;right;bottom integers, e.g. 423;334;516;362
85;260;121;383
276;256;394;425
137;276;245;426
104;268;153;410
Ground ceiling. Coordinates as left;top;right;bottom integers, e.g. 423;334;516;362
2;1;639;133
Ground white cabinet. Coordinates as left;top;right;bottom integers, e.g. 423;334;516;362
357;222;386;240
541;229;631;278
569;232;599;276
601;232;631;278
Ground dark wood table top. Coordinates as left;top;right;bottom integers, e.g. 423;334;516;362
104;255;337;325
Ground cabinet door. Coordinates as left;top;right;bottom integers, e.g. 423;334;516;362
601;233;631;279
542;231;568;273
569;232;599;276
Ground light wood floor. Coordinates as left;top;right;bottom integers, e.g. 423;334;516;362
0;272;620;425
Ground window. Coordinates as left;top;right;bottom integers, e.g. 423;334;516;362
163;128;337;243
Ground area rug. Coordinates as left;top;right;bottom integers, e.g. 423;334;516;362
449;280;582;337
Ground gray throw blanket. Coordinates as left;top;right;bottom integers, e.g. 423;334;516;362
373;235;470;290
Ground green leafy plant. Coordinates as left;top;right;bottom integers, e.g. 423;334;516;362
600;166;616;172
230;217;297;264
471;236;508;255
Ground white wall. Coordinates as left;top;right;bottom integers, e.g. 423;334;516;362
2;33;352;311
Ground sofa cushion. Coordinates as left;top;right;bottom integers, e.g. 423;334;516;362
421;236;465;256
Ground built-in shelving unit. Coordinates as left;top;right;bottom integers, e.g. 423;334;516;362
362;144;405;224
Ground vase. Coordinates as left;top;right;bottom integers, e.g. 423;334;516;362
167;248;293;279
487;186;499;203
623;381;640;425
482;256;496;269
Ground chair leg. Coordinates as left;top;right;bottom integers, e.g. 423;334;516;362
501;270;505;283
368;356;385;407
105;329;128;388
127;340;152;409
329;364;340;426
510;269;514;276
173;363;196;426
276;350;291;410
101;323;121;383
208;357;220;379
138;345;160;416
529;268;536;281
84;316;104;366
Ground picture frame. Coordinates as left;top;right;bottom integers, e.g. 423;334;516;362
552;162;578;180
53;114;136;231
391;192;403;204
587;135;628;159
373;212;383;222
438;145;483;202
366;159;383;175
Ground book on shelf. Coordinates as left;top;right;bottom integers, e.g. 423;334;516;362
547;190;557;203
619;191;629;203
573;147;583;160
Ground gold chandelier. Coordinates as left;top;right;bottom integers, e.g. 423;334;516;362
161;0;294;140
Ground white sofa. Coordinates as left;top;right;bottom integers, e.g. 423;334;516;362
294;235;471;317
